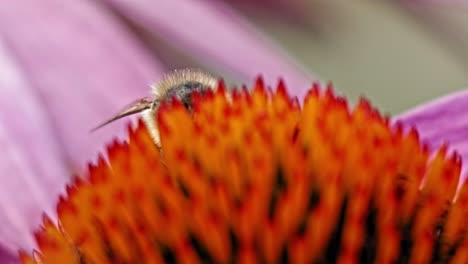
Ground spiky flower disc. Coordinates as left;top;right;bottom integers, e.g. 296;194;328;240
20;79;468;264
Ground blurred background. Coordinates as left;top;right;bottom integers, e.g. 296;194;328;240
153;0;468;115
244;0;468;114
249;0;468;115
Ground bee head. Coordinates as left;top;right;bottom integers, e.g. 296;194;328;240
153;68;218;111
162;81;212;111
91;68;219;147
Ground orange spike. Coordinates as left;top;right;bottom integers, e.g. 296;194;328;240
22;79;468;264
18;251;35;264
216;78;227;94
276;78;287;96
254;75;265;91
311;81;321;95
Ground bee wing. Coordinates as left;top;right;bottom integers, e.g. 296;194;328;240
90;97;154;132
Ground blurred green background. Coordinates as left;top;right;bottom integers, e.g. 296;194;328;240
234;1;468;115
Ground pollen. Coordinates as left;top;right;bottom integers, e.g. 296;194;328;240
21;79;468;264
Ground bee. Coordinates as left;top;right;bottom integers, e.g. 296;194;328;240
92;68;219;147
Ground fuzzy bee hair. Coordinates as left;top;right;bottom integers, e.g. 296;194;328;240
92;68;219;148
143;69;219;146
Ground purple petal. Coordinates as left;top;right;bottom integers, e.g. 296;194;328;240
0;40;68;255
102;0;317;98
210;0;310;27
410;1;468;5
0;245;17;264
0;0;164;170
395;89;468;181
0;0;164;255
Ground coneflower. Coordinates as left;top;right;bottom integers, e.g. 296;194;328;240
20;79;468;263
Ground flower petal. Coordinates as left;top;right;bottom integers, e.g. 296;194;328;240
102;0;316;98
0;0;165;172
211;0;310;27
395;89;468;180
0;39;68;256
0;0;164;256
0;245;17;264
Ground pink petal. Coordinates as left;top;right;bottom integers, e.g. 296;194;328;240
0;0;164;171
395;89;468;181
0;0;163;255
102;0;317;98
0;245;17;264
0;40;68;255
211;0;310;27
410;0;468;5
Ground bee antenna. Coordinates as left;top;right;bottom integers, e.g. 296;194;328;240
90;97;154;132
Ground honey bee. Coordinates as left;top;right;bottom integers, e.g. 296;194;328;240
92;68;219;146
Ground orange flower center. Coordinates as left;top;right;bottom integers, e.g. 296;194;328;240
21;79;468;264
